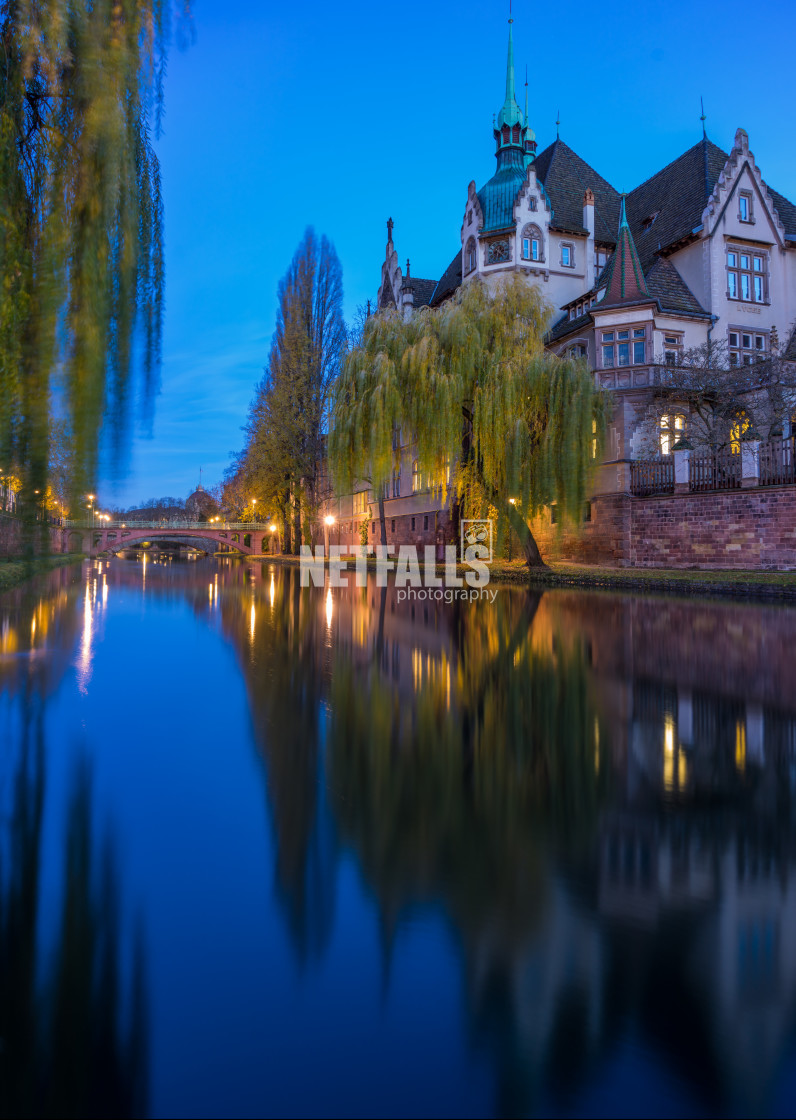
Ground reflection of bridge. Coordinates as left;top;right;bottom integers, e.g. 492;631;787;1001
58;520;274;556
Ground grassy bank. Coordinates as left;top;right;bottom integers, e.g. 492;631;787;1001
251;552;796;602
0;555;85;594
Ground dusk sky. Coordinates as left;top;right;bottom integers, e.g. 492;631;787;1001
106;0;796;509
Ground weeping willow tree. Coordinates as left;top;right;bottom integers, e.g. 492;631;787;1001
0;0;190;527
329;276;606;568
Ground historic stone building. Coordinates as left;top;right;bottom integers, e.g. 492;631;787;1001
334;17;796;566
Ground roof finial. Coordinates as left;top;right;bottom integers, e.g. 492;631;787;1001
406;258;411;279
524;65;528;126
366;298;371;318
556;108;560;139
700;96;707;138
387;216;394;245
619;193;628;228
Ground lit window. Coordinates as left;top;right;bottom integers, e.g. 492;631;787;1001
730;411;749;453
660;414;685;456
412;460;421;492
728;248;766;303
592;418;598;459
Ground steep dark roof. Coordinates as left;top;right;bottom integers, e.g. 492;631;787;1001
534;139;622;243
547;311;592;344
429;250;462;307
599;200;649;307
406;277;436;307
626;138;728;272
644;257;708;316
770;187;796;236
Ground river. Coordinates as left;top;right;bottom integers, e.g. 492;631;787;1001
1;554;796;1118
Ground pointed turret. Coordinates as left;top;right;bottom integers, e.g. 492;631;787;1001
493;18;535;168
601;196;649;305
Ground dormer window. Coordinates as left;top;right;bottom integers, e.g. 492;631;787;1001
594;248;608;282
641;211;660;231
739;191;753;223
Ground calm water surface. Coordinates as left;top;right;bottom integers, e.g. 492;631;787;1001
2;555;796;1118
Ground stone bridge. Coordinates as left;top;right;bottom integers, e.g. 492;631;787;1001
57;520;275;557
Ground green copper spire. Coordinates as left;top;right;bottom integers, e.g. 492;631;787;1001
496;18;523;130
601;194;649;305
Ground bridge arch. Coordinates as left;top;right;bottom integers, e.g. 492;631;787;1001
100;530;250;556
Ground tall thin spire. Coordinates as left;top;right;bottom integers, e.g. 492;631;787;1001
496;12;522;129
524;65;528;126
700;96;707;138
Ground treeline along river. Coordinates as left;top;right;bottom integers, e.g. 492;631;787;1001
2;555;796;1117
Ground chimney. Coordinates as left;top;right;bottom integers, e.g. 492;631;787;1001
584;189;595;286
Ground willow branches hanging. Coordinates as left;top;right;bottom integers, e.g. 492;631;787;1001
329;276;606;568
0;0;190;512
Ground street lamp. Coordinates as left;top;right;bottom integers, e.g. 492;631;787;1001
508;499;517;561
324;514;335;557
86;494;95;528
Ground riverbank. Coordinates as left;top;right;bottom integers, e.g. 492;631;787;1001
0;555;84;594
249;553;796;602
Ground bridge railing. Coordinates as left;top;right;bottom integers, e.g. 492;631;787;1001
61;520;271;531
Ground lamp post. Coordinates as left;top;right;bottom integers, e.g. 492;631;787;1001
269;523;278;554
86;494;95;528
508;498;517;562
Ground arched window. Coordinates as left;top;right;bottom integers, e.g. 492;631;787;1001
520;224;544;263
730;410;750;454
464;237;477;275
412;460;421;492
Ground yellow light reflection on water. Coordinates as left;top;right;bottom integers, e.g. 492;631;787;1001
250;602;256;641
269;573;275;609
326;588;333;629
77;581;93;693
663;714;675;791
736;720;746;773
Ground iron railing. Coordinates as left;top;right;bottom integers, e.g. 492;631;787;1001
630;458;674;497
759;435;796;487
689;450;741;492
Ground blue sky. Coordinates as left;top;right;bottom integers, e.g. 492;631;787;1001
105;0;796;508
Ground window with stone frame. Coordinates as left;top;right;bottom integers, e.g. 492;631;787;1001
728;328;767;366
353;489;368;515
727;247;768;303
594;248;609;282
486;238;511;265
662;332;683;365
660;414;685;456
738;191;754;223
528;197;537;211
560;242;575;268
601;326;648;368
520;224;543;263
464;237;477;275
391;467;401;497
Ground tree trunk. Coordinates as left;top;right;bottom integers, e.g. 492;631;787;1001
504;500;546;568
377;489;387;548
292;486;301;555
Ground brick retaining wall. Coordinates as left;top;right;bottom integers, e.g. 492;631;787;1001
531;487;796;570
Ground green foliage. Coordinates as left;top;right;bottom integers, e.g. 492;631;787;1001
330;277;606;564
0;0;189;512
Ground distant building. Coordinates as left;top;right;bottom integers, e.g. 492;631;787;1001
332;16;796;566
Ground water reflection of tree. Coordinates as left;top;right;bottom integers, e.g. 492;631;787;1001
0;572;148;1119
0;733;148;1118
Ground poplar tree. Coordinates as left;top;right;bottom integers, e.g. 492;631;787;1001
245;228;345;551
0;0;189;515
329;276;605;569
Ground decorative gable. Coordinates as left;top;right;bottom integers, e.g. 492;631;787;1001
703;128;789;248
